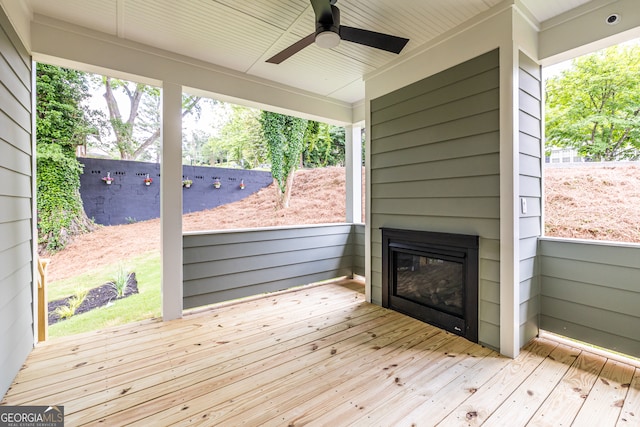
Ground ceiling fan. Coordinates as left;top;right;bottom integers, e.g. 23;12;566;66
266;0;409;64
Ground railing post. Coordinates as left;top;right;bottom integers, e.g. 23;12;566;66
37;258;49;342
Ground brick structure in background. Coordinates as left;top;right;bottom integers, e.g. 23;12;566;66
79;158;273;225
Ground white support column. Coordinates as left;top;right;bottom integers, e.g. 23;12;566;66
161;82;183;321
498;42;521;358
31;60;39;345
364;102;372;303
345;124;362;223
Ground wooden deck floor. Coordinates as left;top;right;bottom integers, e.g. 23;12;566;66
2;279;639;426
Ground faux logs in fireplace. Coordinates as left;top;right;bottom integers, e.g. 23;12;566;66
382;228;479;343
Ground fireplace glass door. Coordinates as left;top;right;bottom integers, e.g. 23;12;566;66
393;250;464;318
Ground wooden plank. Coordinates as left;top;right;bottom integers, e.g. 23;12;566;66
8;305;383;406
8;285;373;400
250;336;468;425
387;349;511;426
435;338;558;425
12;282;362;374
37;259;49;342
275;336;479;426
136;319;446;426
573;359;636;426
74;314;418;424
617;368;640;426
482;343;580;426
528;351;608;426
4;280;637;426
29;280;362;358
350;345;495;426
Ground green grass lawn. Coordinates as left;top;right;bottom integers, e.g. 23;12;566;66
47;250;161;338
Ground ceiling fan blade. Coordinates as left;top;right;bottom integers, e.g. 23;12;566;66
310;0;334;26
339;25;409;54
266;33;316;64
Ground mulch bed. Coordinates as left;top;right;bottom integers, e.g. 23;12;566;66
48;273;139;325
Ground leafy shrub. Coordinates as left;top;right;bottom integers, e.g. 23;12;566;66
109;265;131;298
54;304;76;320
37;144;93;252
54;287;88;320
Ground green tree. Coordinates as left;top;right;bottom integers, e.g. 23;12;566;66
97;77;202;160
303;122;346;167
183;129;211;165
260;111;308;208
546;44;640;161
36;63;95;252
206;105;267;168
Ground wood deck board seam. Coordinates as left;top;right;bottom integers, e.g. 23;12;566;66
28;284;365;360
3;280;637;427
14;287;370;386
65;309;408;423
160;325;451;426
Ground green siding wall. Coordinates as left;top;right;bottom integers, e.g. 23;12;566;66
540;238;640;357
518;52;542;347
369;50;501;349
0;10;33;397
353;224;365;277
183;224;360;309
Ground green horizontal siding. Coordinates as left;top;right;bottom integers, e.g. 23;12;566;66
540;238;640;357
369;50;501;349
183;224;361;309
0;8;33;398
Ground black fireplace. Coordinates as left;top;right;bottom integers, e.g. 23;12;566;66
382;228;479;342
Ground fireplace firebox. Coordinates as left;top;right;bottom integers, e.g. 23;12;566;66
382;228;479;342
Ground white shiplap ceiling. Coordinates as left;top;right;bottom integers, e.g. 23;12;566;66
29;0;594;104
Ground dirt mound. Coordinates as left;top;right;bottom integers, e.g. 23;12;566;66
545;164;640;243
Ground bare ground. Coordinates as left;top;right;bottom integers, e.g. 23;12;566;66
44;164;640;282
544;164;640;243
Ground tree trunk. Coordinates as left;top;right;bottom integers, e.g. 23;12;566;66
282;168;296;209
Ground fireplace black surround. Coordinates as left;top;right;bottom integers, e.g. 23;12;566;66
382;228;479;342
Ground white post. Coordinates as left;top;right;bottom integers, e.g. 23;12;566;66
499;43;520;358
161;82;183;321
345;124;362;223
31;60;39;345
